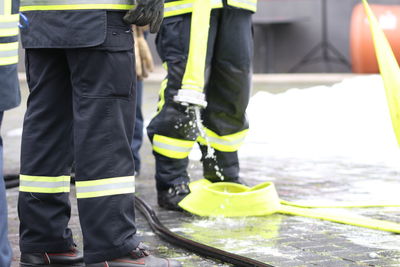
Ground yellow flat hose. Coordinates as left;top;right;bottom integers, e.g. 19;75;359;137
279;205;400;234
178;0;400;233
179;179;400;234
362;0;400;145
180;0;211;92
280;200;400;208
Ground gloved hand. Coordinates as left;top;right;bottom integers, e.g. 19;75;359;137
133;26;154;79
123;0;164;33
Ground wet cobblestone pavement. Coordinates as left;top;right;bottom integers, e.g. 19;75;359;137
3;74;400;267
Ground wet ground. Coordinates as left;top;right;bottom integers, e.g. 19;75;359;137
3;73;400;267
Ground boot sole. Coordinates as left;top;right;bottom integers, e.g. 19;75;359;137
20;262;84;267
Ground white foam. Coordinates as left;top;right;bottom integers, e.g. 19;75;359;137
240;75;400;169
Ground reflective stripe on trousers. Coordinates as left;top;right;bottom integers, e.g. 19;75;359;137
19;175;71;193
197;128;248;152
153;134;195;159
75;176;135;199
152;127;248;159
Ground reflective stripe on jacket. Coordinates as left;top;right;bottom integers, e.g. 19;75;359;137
0;0;18;66
20;0;134;11
0;0;20;111
164;0;256;17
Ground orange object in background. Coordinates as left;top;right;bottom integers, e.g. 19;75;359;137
351;3;400;73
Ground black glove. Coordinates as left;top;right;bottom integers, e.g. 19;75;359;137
123;0;164;33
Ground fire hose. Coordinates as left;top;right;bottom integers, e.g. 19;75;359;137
135;195;273;267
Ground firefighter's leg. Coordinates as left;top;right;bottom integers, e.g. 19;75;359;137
67;14;139;264
18;49;75;253
147;14;194;193
147;13;217;209
146;65;196;209
201;8;253;183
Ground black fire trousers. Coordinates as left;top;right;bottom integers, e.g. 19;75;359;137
18;22;140;263
147;8;253;190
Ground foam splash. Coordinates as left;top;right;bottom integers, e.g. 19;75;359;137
241;75;400;169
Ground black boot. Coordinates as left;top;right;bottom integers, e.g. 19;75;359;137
154;153;191;211
157;183;190;211
20;246;84;267
86;243;182;267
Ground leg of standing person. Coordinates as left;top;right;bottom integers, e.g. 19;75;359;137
0;112;12;267
19;42;138;265
18;48;85;266
200;8;253;184
146;11;218;210
146;14;194;209
19;17;181;265
67;39;139;264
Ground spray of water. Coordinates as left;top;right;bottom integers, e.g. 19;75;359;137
192;105;225;181
193;106;214;158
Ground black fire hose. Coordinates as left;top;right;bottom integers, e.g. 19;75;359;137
135;196;274;267
5;175;273;267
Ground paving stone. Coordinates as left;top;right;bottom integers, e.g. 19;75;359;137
296;255;336;263
307;245;347;253
361;259;400;266
289;241;331;249
267;260;308;267
308;259;361;267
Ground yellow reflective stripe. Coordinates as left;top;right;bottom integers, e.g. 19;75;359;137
164;0;222;17
75;176;135;199
0;41;18;65
197;128;248;152
154;134;194;148
20;4;134;11
77;187;135;199
164;0;193;17
0;28;18;36
227;0;257;12
0;54;17;65
19;175;71;193
181;84;203;92
152;62;167;118
76;176;134;187
0;41;18;50
0;14;18;22
2;0;12;14
0;14;19;36
153;146;191;159
19;186;71;193
20;175;71;182
153;134;195;159
155;76;168;116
